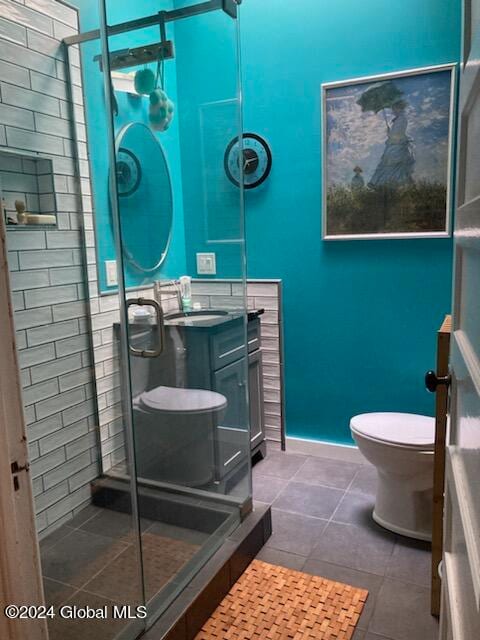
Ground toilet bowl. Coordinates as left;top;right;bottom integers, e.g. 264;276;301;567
123;326;227;488
350;412;435;541
133;386;227;487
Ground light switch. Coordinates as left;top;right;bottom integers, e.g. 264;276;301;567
105;260;118;286
196;252;216;275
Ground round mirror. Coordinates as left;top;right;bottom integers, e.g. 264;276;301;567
114;122;173;272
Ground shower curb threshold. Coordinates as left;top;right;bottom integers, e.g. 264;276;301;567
142;503;272;640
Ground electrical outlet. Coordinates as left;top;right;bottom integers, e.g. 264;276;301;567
105;260;118;287
196;252;216;275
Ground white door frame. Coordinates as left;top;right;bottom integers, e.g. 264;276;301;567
438;0;480;636
0;199;47;640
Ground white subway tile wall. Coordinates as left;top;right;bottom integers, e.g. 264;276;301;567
191;279;285;444
0;0;101;538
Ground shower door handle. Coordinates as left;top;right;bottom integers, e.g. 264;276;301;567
126;298;165;358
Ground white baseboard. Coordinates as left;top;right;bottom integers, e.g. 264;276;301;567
285;436;366;464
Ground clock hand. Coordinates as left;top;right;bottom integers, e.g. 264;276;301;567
243;157;257;169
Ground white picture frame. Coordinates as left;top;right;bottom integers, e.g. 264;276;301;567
321;63;457;240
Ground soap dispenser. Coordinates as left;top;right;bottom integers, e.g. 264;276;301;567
179;275;192;312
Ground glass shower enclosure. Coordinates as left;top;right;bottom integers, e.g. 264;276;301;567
48;1;250;638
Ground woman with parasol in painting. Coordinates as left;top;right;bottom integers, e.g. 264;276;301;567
357;81;415;187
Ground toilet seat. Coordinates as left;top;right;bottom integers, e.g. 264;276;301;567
137;385;227;416
350;412;435;450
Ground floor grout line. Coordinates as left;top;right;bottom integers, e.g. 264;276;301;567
288;456;311;483
41;508;141;604
256;456;366;496
326;467;361;525
76;538;137;595
39;525;77;552
269;505;330;523
258;448;437;640
41;507;209;612
256;473;347;493
71;506;104;530
42;575;79;591
268;464;363;527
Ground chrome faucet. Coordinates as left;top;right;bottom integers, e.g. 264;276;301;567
154;279;182;311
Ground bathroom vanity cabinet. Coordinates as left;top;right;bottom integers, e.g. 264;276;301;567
207;318;265;478
164;314;265;481
118;311;265;486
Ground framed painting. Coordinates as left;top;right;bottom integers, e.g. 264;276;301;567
321;64;456;240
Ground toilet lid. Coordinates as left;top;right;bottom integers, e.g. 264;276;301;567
350;412;435;448
139;386;227;415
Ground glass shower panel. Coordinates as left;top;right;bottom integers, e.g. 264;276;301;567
64;36;146;639
98;0;251;623
0;35;146;640
174;5;251;508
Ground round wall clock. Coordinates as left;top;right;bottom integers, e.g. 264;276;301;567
116;148;142;197
224;133;272;189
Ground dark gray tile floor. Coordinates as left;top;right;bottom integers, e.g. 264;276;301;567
39;448;437;640
40;505;208;640
253;448;438;640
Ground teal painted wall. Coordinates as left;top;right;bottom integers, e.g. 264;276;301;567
173;6;244;280
174;0;461;444
73;0;461;444
242;0;460;443
71;1;187;292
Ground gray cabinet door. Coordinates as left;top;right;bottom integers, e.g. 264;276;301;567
248;349;265;450
213;358;248;478
214;358;247;428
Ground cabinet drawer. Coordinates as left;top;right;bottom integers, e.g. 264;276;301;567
210;321;245;370
210;318;261;370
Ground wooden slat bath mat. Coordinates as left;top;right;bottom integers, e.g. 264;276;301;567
195;559;368;639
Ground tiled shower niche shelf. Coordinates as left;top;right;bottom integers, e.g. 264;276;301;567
0;149;58;230
8;225;58;230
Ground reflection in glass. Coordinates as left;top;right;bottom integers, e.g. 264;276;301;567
115;122;173;273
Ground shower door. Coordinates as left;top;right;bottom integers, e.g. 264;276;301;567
96;0;251;628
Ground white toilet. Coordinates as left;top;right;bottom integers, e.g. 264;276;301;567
350;412;435;541
126;328;228;487
133;386;227;487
